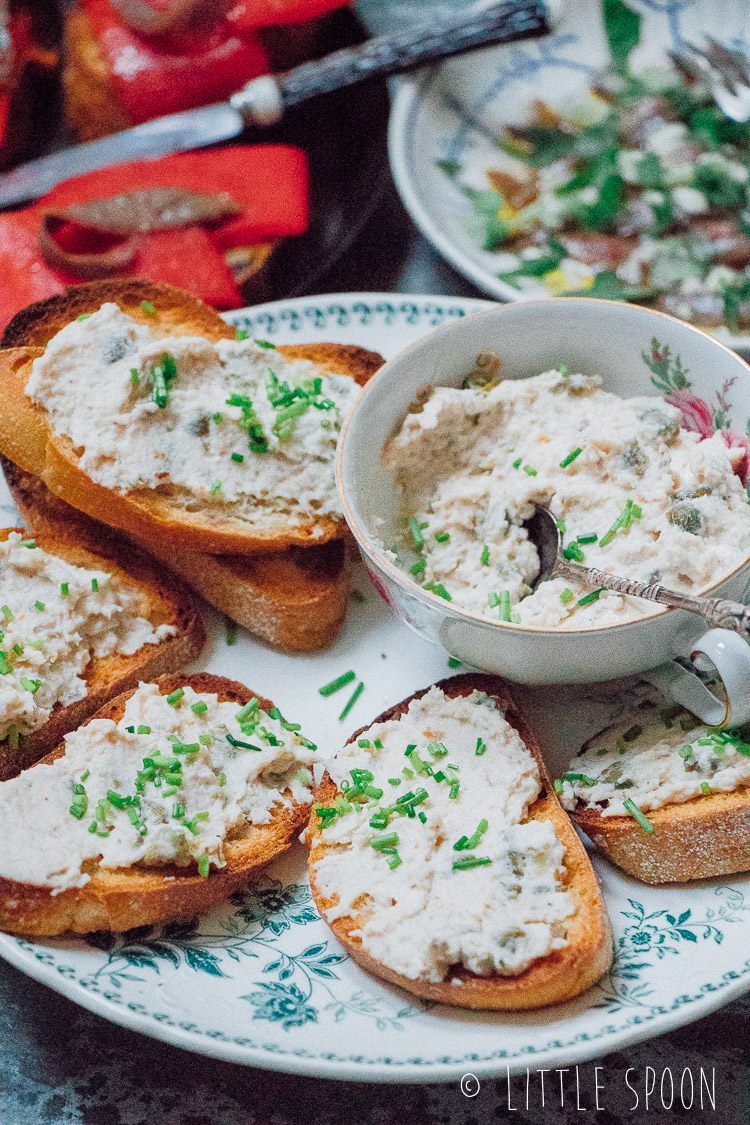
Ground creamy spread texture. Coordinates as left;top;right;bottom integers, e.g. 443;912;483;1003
560;700;750;817
0;682;316;890
26;304;360;532
0;533;172;743
385;368;750;627
311;687;573;982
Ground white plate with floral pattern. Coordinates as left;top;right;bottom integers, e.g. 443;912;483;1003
388;0;750;352
1;292;750;1084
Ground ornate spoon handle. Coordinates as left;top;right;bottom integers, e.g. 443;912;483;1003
554;557;750;636
231;1;550;125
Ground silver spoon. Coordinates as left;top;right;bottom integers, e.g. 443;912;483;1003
524;505;750;636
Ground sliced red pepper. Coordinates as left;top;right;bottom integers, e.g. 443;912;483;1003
42;146;309;245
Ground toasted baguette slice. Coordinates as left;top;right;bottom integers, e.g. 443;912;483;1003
0;673;311;935
3;456;352;653
572;790;750;885
308;674;613;1011
0;279;383;554
0;528;204;781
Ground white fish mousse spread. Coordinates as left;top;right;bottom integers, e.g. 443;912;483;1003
311;687;574;982
26;303;360;532
0;532;173;744
560;699;750;817
0;682;316;891
384;366;750;627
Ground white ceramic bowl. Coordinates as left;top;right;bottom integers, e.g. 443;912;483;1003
337;298;750;709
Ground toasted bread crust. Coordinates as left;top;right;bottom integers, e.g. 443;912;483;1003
0;528;205;781
573;790;750;884
308;674;613;1010
0;673;310;935
0;281;383;554
2;456;352;653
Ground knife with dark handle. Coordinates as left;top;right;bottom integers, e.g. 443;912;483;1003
0;0;550;208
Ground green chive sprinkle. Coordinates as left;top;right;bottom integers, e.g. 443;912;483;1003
623;798;654;833
20;677;41;694
358;738;371;748
679;744;693;759
422;581;452;601
407;516;425;550
576;533;598;544
560;588;574;605
166;688;185;706
554;778;564;793
560;364;568;377
210;481;222;494
231;452;244;463
475;738;487;756
562;541;585;562
512;457;522;469
374;739;383;749
560;447;583;468
19;539;35;549
435;531;450;543
1;606;12;621
700;781;711;796
319;670;356;696
255;339;275;349
522;464;537;476
130;368;139;386
60;583;69;597
225;616;237;646
370;832;400;851
197;854;210;877
480;545;490;566
388;778;401;786
12;644;22;655
191;701;208;716
91;578;98;592
219;772;227;786
577;587;606;607
564;772;597;786
236;328;249;341
339;681;364;722
452;856;492;871
137;725;151;735
76;313;91;321
410;558;426;577
35;601;45;611
141;300;157;316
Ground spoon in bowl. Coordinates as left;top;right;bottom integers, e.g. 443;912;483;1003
524;505;750;636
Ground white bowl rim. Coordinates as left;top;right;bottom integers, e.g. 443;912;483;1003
337;295;750;637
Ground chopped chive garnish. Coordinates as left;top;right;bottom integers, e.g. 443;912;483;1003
20;677;41;693
454;819;488;850
130;368;139;386
564;772;597;786
76;313;91;321
225;616;237;646
700;782;711;796
191;701;208;716
512;457;522;469
35;601;45;611
388;777;401;786
210;481;222;494
559;364;568;377
0;606;11;621
91;578;98;592
219;772;227;786
199;733;212;745
452;856;492;871
12;643;22;655
553;778;564;793
80;770;90;783
435;531;450;543
358;738;371;748
374;738;383;749
141;300;157;316
410;558;426;577
226;734;262;751
481;545;490;566
560;588;574;605
255;338;275;349
235;698;260;722
562;541;585;562
339;681;364;722
231;452;244;463
522;464;537;476
407;516;425;550
623;798;654;833
560;447;583;468
577;587;606;607
600;499;641;548
235;328;249;341
172;803;185;819
576;533;598;544
423;581;451;601
427;741;447;757
679;744;693;759
197;854;210;877
166;688;184;705
137;725;151;735
475;738;487;756
319;670;356;697
447;657;461;668
125;726;135;733
60;583;69;597
19;539;35;548
370;832;400;851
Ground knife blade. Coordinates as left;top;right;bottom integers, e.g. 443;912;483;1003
0;102;244;209
0;0;549;209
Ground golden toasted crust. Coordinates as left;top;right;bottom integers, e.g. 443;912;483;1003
308;673;613;1011
0;527;205;781
3;456;352;653
0;281;383;554
0;673;311;935
572;790;750;884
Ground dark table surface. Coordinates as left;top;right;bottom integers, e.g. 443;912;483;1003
2;180;750;1125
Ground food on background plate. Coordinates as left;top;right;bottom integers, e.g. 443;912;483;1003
0;527;204;780
0;280;382;650
3;456;355;654
308;674;612;1009
63;0;353;141
561;697;750;884
0;147;309;327
0;674;317;934
0;0;59;169
384;356;750;628
441;0;750;330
